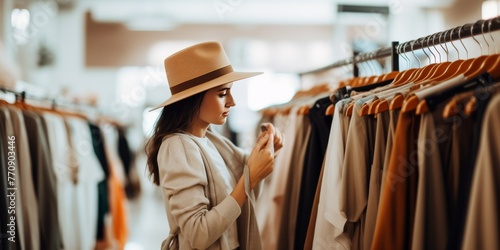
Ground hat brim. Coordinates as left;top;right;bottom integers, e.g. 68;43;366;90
149;71;262;112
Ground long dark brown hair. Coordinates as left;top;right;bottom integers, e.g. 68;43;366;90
146;91;206;185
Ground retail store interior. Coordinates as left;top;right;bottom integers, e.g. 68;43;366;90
1;0;499;249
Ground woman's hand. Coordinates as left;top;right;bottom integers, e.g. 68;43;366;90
247;133;274;189
259;123;284;153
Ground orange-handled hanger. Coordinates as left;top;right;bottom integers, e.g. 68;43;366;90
392;40;426;111
382;71;399;81
467;18;500;80
367;98;381;115
399;38;432;84
432;26;476;83
414;31;454;114
462;20;490;79
461;19;500;112
391;41;420;86
404;26;472;113
325;103;335;116
373;44;411;113
442;90;474;119
416;19;497;115
484;17;500;80
411;34;443;84
416;28;460;85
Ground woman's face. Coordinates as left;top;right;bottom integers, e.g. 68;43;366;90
197;82;235;126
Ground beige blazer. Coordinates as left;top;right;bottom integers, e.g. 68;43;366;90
158;130;262;250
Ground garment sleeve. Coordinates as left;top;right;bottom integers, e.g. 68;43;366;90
158;136;242;249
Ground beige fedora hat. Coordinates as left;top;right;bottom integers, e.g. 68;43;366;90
149;41;262;111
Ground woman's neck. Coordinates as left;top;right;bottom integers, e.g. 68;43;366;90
187;121;209;138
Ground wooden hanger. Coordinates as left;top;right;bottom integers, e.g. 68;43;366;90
325;104;335;116
368;98;381;114
402;27;468;113
367;81;413;114
414;31;457;85
483;19;500;80
391;41;421;86
414;20;496;114
358;101;371;116
485;53;500;79
442;89;475;119
477;19;500;80
463;96;477;116
410;36;443;84
462;20;491;79
373;34;440;114
402;73;469;113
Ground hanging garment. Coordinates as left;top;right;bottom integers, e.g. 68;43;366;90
446;86;497;249
89;123;111;244
462;91;500;249
42;112;73;250
341;101;377;250
381;109;400;189
5;107;40;250
304;159;326;250
371;111;420;250
22;110;62;250
260;105;302;250
411;100;451;250
0;109;17;250
101;123;129;249
295;96;333;250
313;99;352;249
363;109;390;250
278;113;310;250
65;116;105;250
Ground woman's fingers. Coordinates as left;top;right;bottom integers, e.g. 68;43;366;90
260;123;283;152
265;132;274;151
252;133;269;154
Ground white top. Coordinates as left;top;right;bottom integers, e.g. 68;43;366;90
191;135;237;194
313;99;351;249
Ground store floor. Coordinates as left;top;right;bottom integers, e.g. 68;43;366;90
125;163;169;250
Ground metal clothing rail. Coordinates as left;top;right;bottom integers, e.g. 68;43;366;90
299;15;500;77
299;41;399;76
0;86;96;110
398;16;500;53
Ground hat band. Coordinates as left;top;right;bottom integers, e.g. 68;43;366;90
170;65;233;95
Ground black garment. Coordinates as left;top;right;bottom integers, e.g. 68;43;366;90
447;83;497;250
23;111;62;250
89;122;110;240
117;128;132;176
416;73;495;250
294;96;333;250
117;128;140;198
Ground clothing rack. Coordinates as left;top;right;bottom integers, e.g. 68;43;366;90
0;86;96;110
300;15;500;78
299;41;400;76
398;16;500;53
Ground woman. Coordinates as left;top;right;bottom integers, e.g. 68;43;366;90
146;41;284;250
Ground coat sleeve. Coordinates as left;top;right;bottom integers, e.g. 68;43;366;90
158;136;241;249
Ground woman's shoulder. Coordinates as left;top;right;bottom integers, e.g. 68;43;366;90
160;133;199;152
163;132;191;142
